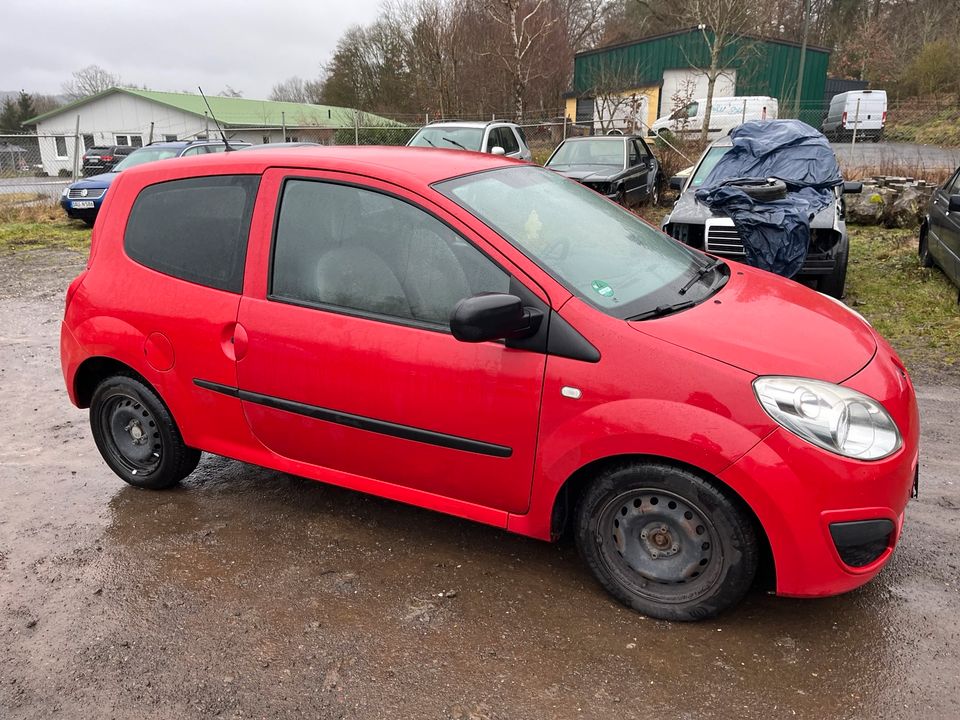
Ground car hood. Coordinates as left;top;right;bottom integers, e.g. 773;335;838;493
548;164;621;182
630;264;876;383
666;187;836;228
68;172;119;191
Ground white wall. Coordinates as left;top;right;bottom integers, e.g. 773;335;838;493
660;69;737;119
35;92;209;175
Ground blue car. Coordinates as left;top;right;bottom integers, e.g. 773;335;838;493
60;139;249;225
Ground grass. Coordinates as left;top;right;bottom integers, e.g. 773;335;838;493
0;206;956;378
0;202;91;253
844;225;959;376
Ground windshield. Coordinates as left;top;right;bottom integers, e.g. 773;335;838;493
547;139;624;168
409;127;484;151
436;166;722;319
112;147;180;172
689;146;731;188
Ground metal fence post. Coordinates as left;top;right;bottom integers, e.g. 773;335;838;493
281;111;287;143
563;115;568;140
851;98;860;147
72;115;80;182
354;110;359;146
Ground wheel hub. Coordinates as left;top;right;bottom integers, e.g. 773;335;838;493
602;490;717;589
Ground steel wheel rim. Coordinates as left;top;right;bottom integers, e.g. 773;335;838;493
595;488;723;604
98;393;162;477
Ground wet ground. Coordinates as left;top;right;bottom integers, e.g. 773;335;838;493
1;248;958;719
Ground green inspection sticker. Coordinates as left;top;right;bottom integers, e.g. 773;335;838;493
591;280;614;298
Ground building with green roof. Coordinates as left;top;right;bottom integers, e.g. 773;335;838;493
24;87;399;176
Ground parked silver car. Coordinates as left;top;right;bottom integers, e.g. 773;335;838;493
407;120;532;162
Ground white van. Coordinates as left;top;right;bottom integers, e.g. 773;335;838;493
821;90;887;141
649;96;778;138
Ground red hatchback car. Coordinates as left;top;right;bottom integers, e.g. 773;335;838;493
61;147;919;620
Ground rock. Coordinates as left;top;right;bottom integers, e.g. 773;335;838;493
884;185;931;229
846;186;892;225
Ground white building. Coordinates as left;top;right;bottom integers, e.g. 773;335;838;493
24;87;398;176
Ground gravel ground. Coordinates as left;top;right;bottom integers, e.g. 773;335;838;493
1;248;958;720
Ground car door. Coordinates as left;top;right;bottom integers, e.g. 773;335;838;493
234;169;548;513
929;169;960;279
626;139;650;201
495;127;523;159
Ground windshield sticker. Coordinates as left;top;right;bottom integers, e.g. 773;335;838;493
591;280;614;298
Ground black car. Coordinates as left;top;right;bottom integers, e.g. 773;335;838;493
662;135;861;298
919;166;960;294
82;145;137;176
545;135;662;207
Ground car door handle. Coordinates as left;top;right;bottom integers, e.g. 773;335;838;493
221;322;248;361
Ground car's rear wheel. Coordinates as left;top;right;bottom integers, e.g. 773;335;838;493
575;462;757;621
818;240;849;299
90;374;200;489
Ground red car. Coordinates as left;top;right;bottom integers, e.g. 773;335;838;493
60;147;919;621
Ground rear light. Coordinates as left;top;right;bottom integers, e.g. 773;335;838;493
881;111;887;126
841;111;847;126
101;155;114;162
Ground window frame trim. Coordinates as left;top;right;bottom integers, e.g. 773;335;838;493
266;175;525;336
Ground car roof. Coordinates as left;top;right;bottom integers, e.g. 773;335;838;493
422;120;513;128
118;145;525;188
561;135;632;142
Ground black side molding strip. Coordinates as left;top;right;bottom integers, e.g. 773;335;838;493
193;379;512;458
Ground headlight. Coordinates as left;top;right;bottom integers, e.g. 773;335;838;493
753;376;901;460
61;187;69;197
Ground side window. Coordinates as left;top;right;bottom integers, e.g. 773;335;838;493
628;141;638;166
124;175;260;293
181;146;209;156
271;180;511;326
948;170;960;195
498;127;519;155
636;139;651;160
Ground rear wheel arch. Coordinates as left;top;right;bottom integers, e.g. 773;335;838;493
550;453;775;589
74;356;152;409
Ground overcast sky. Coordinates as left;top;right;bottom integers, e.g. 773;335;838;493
1;0;384;100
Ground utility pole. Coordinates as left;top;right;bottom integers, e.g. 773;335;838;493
794;0;812;118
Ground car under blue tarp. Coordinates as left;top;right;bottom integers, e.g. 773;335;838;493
695;120;843;278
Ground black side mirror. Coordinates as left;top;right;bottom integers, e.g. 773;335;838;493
450;293;543;343
669;175;684;191
949;194;960;213
842;181;863;194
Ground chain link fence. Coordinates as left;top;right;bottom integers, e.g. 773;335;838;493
2;98;959;211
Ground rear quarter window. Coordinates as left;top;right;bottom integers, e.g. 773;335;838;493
123;175;260;293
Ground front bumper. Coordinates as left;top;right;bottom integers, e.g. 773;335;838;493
60;198;100;222
720;339;919;597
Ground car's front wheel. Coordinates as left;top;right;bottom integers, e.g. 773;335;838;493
89;374;200;489
919;224;936;268
575;462;758;621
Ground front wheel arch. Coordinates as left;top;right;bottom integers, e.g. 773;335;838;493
550;453;775;589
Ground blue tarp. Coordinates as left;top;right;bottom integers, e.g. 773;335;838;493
695;120;843;278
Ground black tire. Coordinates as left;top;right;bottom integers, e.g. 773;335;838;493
722;178;787;201
82;218;95;228
918;225;936;268
647;175;662;207
89;374;200;490
575;462;757;621
818;240;849;299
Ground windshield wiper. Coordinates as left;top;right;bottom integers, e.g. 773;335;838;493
627;300;696;321
421;137;436;147
678;257;723;296
442;136;468;151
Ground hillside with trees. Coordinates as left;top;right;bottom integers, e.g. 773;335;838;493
284;0;958;121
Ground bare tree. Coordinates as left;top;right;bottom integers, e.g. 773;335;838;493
587;55;645;133
679;1;770;142
485;0;558;120
62;65;121;100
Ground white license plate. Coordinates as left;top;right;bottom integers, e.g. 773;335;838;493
71;201;95;209
87;157;100;162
